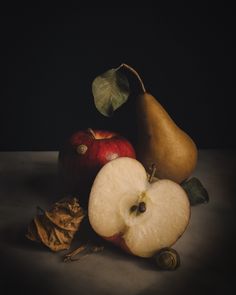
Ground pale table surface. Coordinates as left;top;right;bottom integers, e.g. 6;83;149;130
0;150;236;295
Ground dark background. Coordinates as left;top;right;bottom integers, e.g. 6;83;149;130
0;3;234;150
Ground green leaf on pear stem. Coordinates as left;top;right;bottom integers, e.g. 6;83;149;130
181;177;209;206
92;68;130;117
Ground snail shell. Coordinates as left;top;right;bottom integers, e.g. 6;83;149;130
154;247;180;270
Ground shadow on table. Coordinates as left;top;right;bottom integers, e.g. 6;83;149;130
1;221;48;253
24;162;62;202
69;216;159;272
0;162;62;204
1;212;158;272
136;234;236;295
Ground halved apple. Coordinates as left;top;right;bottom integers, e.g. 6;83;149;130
88;157;190;258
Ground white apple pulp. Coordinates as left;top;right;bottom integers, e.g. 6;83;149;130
88;157;190;257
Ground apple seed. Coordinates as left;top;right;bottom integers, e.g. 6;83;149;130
138;201;146;213
130;205;138;213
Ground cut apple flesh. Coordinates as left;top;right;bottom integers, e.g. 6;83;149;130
88;157;190;258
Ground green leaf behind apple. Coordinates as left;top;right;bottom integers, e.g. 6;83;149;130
181;177;209;206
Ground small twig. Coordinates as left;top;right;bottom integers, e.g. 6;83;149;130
63;244;104;263
91;246;104;253
75;246;104;262
63;245;86;263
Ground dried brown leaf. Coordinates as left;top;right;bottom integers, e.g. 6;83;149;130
26;197;85;252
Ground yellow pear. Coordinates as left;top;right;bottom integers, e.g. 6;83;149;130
136;92;198;183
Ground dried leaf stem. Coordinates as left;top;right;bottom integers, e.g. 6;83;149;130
64;245;86;262
63;244;104;263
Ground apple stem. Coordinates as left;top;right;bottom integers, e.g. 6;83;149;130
149;164;157;183
87;128;96;139
116;63;146;93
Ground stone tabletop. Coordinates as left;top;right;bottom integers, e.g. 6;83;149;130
0;150;236;295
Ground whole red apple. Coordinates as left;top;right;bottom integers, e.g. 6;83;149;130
59;128;136;206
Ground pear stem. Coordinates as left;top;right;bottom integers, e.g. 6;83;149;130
87;128;96;139
116;63;146;93
149;164;157;183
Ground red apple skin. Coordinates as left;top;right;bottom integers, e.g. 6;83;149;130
59;129;136;207
104;234;133;255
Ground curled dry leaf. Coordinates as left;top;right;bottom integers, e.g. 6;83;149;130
26;197;85;252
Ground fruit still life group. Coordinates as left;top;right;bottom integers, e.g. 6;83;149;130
26;64;209;271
